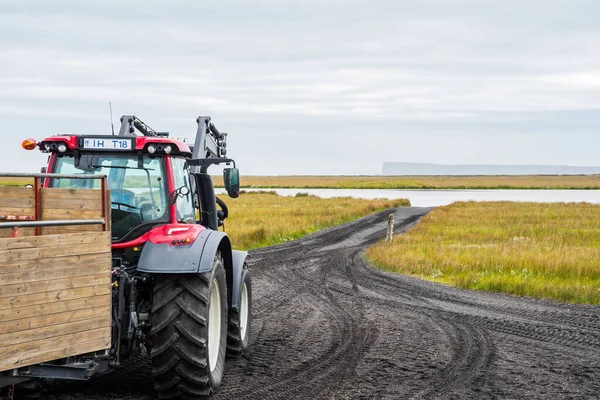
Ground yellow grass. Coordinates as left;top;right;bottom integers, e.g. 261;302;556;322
225;191;409;250
366;202;600;305
213;175;600;190
0;177;33;187
6;175;598;189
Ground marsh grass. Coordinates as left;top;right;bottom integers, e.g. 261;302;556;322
366;201;600;305
6;175;598;189
0;177;33;187
225;192;409;250
213;175;600;190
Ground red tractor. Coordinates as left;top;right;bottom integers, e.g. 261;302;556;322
10;115;252;399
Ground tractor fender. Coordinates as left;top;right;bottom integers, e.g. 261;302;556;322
197;235;249;311
137;229;231;274
196;230;230;274
230;250;249;310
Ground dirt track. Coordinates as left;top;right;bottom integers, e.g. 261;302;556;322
51;207;600;399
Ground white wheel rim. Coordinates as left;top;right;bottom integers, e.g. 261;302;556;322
240;282;249;340
208;278;221;373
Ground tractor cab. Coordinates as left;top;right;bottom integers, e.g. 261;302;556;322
27;115;239;244
38;135;193;242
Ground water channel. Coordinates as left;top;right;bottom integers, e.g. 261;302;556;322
219;188;600;207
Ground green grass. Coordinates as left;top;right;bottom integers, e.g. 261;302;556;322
213;175;600;190
366;201;600;305
225;192;409;250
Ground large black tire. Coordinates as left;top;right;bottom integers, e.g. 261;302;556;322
150;254;228;399
11;377;59;399
13;380;43;400
226;265;252;359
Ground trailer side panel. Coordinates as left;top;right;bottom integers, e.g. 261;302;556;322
0;185;112;372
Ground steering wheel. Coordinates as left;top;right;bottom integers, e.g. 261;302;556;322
111;201;141;210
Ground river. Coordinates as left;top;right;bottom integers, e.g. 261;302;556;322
218;188;600;207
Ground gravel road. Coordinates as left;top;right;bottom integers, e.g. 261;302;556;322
50;207;600;399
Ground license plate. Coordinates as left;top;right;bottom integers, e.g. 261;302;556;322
82;138;133;150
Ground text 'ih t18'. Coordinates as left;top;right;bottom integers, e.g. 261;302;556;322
22;116;251;399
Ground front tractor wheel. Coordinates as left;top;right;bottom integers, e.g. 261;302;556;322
150;255;228;399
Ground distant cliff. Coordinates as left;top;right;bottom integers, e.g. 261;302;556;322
382;162;600;176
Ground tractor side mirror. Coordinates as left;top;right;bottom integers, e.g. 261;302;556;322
171;186;190;204
223;168;240;198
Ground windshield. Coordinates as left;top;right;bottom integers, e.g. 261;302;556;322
51;153;169;241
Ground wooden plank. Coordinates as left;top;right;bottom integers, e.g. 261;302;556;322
0;261;110;285
0;231;110;250
0;273;110;299
0;228;34;238
105;190;111;232
42;197;102;210
41;209;103;220
0;285;111;312
42;225;103;235
0;197;35;208
0;330;111;372
0;188;33;198
0;241;110;263
0;253;110;275
0;305;109;335
0;294;110;323
0;316;110;347
0;207;34;215
1;336;111;372
41;188;103;200
0;327;110;361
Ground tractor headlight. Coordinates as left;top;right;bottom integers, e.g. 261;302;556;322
164;145;172;154
57;143;67;153
147;144;156;154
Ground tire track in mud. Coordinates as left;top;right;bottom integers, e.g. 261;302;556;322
221;250;376;399
355;262;600;351
49;207;600;400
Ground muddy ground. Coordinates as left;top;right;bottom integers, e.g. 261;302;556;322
49;207;600;399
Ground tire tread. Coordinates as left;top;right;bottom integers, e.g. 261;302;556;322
226;266;252;359
151;273;213;398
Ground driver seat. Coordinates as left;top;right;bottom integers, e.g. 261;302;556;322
111;189;135;209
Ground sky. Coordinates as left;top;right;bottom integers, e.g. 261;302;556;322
0;0;599;175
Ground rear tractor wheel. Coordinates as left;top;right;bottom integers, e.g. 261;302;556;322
150;254;228;399
227;265;252;358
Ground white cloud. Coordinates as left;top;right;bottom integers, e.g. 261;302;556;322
0;0;599;174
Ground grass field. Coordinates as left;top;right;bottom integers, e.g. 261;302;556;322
225;191;409;250
0;177;33;187
213;175;600;190
366;201;600;305
5;175;599;190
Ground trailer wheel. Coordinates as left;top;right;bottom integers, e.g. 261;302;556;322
12;377;58;399
227;265;252;358
151;253;228;399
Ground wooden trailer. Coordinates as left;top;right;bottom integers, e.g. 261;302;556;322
0;173;112;374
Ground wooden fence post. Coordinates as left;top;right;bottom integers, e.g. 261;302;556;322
386;214;394;242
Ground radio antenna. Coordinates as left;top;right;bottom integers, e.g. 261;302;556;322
109;102;115;135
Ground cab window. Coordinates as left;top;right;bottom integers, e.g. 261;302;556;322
170;157;196;224
52;153;168;240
